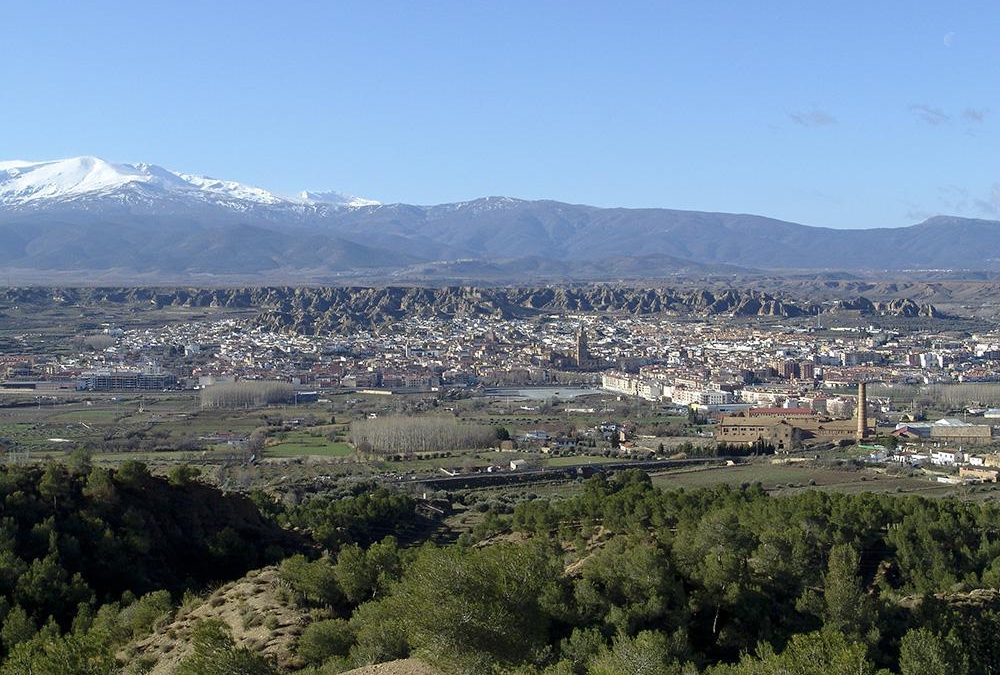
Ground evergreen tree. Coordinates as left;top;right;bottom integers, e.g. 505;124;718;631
899;627;968;675
822;544;878;647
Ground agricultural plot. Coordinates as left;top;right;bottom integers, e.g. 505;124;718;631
544;454;625;467
266;429;354;458
0;392;266;455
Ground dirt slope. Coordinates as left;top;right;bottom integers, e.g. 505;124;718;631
124;566;311;673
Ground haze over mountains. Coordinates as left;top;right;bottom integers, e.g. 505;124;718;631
1;157;998;283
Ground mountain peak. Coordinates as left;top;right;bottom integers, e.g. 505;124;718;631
0;156;174;205
919;214;1000;227
0;157;375;210
298;190;381;208
433;195;526;213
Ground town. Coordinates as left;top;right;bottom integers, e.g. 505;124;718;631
2;300;999;489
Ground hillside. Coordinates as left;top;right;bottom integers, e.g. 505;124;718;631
127;567;310;674
9;459;1000;673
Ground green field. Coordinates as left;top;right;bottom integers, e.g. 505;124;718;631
544;454;624;467
266;430;354;458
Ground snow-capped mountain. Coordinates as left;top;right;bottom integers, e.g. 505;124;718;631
0;155;998;282
0;156;378;212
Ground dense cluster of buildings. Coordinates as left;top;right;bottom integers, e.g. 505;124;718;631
1;314;998;433
867;439;1000;484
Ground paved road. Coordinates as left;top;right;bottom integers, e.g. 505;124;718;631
408;456;735;490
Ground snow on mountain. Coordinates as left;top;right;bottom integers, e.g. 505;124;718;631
0;156;377;211
432;195;525;213
0;157;181;205
298;190;381;208
175;172;288;205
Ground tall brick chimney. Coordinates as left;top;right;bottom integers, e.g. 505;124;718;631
856;381;868;441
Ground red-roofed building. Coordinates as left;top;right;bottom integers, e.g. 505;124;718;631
747;407;816;418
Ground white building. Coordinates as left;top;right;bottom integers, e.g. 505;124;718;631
931;449;964;466
637;380;663;401
889;452;930;466
602;371;639;396
671;388;734;406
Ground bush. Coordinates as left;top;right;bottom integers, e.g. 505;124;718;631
278;556;341;607
175;619;278;675
118;590;173;638
348;598;409;666
297;618;355;665
167;464;201;486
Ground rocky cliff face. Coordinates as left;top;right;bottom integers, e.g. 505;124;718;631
836;296;940;318
0;286;947;333
248;286;815;334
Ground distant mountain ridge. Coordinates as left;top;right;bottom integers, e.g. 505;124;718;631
0;157;998;281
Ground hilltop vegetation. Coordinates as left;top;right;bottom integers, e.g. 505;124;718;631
279;470;1000;674
0;457;306;673
6;460;1000;673
0;461;430;674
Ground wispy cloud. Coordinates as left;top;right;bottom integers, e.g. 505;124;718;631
974;183;1000;215
937;185;970;212
919;183;1000;220
910;104;950;125
905;207;934;222
943;31;956;47
788;108;837;127
962;107;989;123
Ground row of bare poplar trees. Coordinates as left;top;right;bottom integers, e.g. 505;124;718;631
351;416;495;454
200;381;294;409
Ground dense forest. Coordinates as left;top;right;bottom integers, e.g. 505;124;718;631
3;462;1000;673
275;471;1000;674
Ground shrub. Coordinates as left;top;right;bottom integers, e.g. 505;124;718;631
297;618;355;665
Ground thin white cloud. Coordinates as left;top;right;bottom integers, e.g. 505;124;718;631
973;183;1000;216
910;104;950;125
905;208;934;222
788;108;837;127
943;31;956;47
962;108;988;123
937;185;970;212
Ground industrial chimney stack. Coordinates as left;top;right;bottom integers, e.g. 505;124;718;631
856;382;868;441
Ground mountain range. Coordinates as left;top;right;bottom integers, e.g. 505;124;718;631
1;156;998;282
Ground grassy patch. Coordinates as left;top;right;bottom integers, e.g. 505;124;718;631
267;430;353;458
544;455;624;467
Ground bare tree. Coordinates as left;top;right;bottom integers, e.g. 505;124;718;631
200;381;294;409
350;416;495;455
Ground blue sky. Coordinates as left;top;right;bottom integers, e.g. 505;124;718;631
1;1;998;228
